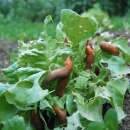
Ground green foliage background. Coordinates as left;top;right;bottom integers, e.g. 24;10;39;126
0;0;129;22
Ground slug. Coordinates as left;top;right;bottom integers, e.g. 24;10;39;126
85;44;94;69
53;105;67;123
100;41;119;55
47;57;73;82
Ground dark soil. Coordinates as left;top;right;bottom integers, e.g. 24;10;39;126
120;91;130;130
0;39;17;68
0;39;17;81
0;39;130;130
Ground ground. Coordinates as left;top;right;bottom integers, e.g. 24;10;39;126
120;91;130;130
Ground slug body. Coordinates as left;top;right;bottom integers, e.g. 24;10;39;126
47;68;70;82
53;106;67;123
85;44;94;69
46;57;72;97
47;57;73;82
100;42;119;55
56;78;68;97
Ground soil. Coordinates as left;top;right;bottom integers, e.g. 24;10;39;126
0;39;17;81
0;39;130;130
120;91;130;130
0;39;17;68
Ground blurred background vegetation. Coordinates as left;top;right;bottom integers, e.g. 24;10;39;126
0;0;129;41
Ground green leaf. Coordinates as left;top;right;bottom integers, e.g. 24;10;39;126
3;62;18;76
104;108;119;130
78;97;103;122
66;95;76;114
2;116;26;130
40;99;52;110
101;56;130;76
87;109;119;130
3;62;19;83
87;122;106;130
61;9;97;43
5;71;49;109
0;83;8;96
75;71;90;90
65;112;82;130
113;38;130;63
94;68;109;84
95;87;111;100
106;78;129;121
13;67;42;80
18;48;48;67
17;40;71;70
0;96;17;123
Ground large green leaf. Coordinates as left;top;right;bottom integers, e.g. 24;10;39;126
77;97;103;122
101;56;130;76
104;108;119;130
87;122;106;130
13;67;42;80
87;108;119;130
106;78;129;121
0;96;17;123
5;71;49;109
61;9;97;43
2;116;26;130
